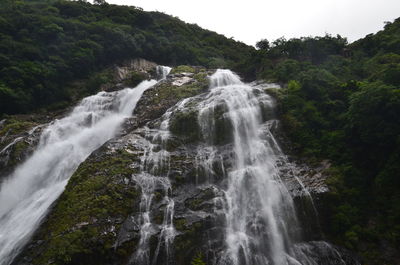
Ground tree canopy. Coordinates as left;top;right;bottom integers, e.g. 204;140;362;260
244;17;400;264
0;0;253;114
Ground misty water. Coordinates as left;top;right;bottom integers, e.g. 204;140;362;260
0;67;170;265
0;67;357;265
204;70;299;264
168;69;355;265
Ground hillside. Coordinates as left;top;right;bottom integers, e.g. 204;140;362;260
0;0;253;115
243;17;400;264
0;1;399;264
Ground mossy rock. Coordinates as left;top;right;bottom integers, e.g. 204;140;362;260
169;109;201;143
191;252;207;265
193;72;208;83
21;149;142;265
173;220;208;265
5;140;30;168
170;65;196;74
0;118;41;178
152;82;207;105
185;188;216;211
85;69;114;93
0;119;36;140
211;104;233;145
133;67;209;127
122;71;149;87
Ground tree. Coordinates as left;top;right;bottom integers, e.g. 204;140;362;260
93;0;107;5
256;39;270;50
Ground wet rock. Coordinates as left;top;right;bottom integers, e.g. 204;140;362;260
281;159;332;198
169;109;201;143
13;67;360;265
13;134;144;265
133;67;211;129
171;76;194;86
0;119;5;129
101;58;158;92
293;241;361;265
114;58;157;82
0;120;46;180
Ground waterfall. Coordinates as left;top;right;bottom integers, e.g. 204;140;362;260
0;66;171;265
157;66;172;80
195;70;298;265
0;66;359;265
129;98;192;265
191;69;356;265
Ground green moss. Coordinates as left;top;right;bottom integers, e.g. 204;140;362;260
188;198;202;210
264;87;282;100
30;149;142;265
123;71;148;87
164;138;180;152
174;218;188;231
191;252;206;265
153;191;164;202
173;175;185;186
0;118;38;168
169;109;201;142
193;72;208;83
185;188;215;211
174;221;204;264
151;81;207;106
153;212;164;225
0;119;36;138
7;140;29;167
171;65;196;74
211;104;233;145
83;69;114;94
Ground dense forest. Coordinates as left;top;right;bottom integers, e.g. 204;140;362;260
244;19;400;263
0;0;252;114
0;0;399;264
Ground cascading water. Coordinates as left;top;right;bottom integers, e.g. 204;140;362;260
129;98;191;265
196;70;299;265
1;66;359;265
0;66;170;265
123;68;357;265
190;69;356;265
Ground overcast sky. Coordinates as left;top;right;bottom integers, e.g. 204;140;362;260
106;0;400;46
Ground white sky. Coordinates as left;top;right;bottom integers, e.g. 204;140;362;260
106;0;400;46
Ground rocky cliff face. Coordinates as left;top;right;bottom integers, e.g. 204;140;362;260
0;118;47;180
0;59;160;181
11;66;359;265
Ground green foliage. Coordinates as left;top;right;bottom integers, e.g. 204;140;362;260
248;17;400;265
170;65;196;74
347;82;400;148
28;149;141;264
191;252;206;265
0;119;36;138
2;1;399;263
0;0;253;115
170;109;201;142
256;39;270;50
123;71;148;87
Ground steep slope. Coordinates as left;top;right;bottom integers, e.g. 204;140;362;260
1;1;399;263
0;64;171;265
0;0;253;114
12;67;360;265
241;17;400;264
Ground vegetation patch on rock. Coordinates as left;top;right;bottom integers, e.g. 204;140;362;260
134;66;210;127
169;109;201;143
20;148;142;265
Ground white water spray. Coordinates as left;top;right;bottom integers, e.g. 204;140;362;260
197;70;299;265
129;100;191;265
0;66;170;265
